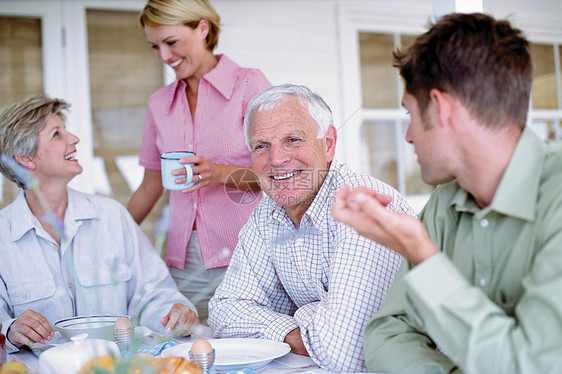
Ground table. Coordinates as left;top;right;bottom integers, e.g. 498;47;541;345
7;350;329;374
6;325;332;374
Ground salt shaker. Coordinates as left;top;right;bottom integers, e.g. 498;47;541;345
113;317;135;359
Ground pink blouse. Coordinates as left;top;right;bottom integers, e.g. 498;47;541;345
139;55;270;269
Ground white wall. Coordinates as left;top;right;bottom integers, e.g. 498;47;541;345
210;0;562;168
213;0;345;157
484;0;562;43
207;0;561;214
2;0;561;197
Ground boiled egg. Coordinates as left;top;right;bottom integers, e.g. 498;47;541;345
190;338;213;354
114;316;133;329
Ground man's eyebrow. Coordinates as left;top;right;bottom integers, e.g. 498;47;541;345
249;137;266;146
284;129;307;137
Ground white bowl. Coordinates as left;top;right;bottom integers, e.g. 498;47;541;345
38;334;120;374
54;314;129;341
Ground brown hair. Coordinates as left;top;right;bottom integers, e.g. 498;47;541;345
139;0;221;51
0;94;70;188
394;13;532;128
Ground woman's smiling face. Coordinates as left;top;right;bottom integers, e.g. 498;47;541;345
30;114;82;185
144;22;210;81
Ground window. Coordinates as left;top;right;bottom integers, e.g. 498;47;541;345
528;42;562;140
0;16;43;207
358;31;433;203
86;9;168;245
0;6;169;246
356;33;562;212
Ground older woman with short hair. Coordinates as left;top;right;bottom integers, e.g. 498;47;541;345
0;94;198;351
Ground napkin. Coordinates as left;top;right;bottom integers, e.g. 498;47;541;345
136;340;176;356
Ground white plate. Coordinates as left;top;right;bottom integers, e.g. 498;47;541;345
161;338;291;371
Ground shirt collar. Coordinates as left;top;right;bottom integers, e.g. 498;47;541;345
451;127;545;221
65;188;99;222
9;187;99;242
302;160;339;230
166;80;184;113
166;54;240;113
268;160;340;232
9;190;34;242
201;54;240;100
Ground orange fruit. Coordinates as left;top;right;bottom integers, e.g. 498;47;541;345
126;353;156;374
150;357;202;374
78;354;122;374
0;360;29;374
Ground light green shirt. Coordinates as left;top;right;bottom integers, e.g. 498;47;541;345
364;128;562;374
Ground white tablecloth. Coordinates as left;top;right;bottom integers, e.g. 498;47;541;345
6;325;332;374
8;350;329;374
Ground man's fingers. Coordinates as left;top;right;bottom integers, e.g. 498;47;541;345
164;303;193;334
164;309;181;333
10;322;48;345
11;329;34;346
164;305;200;337
332;186;351;219
356;192;386;217
27;312;54;339
10;310;54;344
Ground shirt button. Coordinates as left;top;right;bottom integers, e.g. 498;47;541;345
23;292;30;299
480;219;489;228
67;282;72;289
480;278;486;287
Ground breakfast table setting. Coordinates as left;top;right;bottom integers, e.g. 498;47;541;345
3;315;336;374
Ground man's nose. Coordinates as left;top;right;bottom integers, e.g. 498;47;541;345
269;143;290;165
405;125;413;144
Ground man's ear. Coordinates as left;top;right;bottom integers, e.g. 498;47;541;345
14;155;36;170
325;125;337;161
429;88;455;129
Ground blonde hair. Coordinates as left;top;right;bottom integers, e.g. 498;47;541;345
0;94;70;188
139;0;221;51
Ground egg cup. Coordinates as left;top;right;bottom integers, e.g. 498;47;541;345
189;349;215;374
113;326;135;359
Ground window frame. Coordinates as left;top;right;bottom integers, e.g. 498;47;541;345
338;3;562;212
338;3;431;210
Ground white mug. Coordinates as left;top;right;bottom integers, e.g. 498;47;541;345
160;151;195;190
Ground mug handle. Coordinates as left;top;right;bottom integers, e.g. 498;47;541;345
183;164;194;185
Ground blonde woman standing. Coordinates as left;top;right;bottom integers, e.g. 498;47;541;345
127;0;270;322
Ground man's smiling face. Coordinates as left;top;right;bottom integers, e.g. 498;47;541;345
248;96;336;224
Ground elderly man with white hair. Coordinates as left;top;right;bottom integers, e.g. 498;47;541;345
208;84;415;372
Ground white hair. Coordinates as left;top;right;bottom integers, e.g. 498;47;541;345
243;84;333;150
